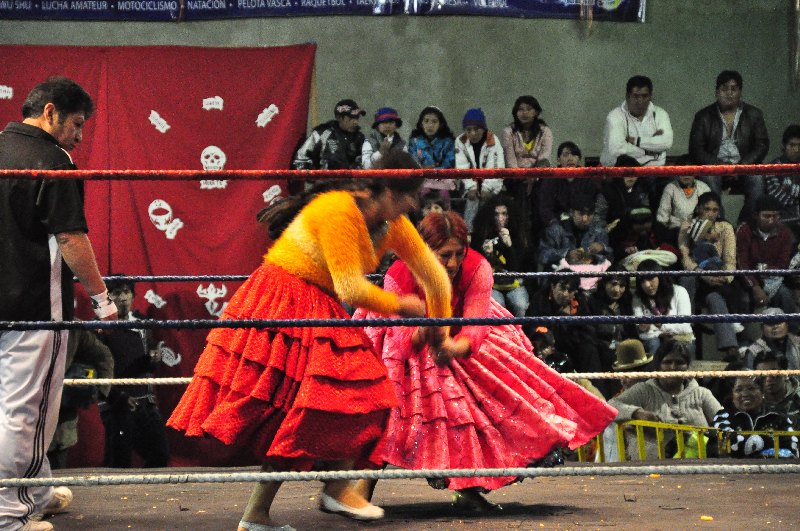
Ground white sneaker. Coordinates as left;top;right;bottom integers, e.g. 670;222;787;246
732;322;745;334
44;486;72;515
20;519;54;530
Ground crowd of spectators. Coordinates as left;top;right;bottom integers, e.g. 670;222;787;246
288;68;800;461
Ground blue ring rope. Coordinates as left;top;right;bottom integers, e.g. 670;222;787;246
3;312;798;332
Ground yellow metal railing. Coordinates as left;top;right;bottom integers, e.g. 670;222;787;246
577;420;797;462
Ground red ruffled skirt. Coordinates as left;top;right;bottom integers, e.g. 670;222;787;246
363;299;617;491
167;263;397;470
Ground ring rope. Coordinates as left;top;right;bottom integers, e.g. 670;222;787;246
62;369;800;387
3;163;799;181
93;269;800;284
9;166;797;493
5;312;800;332
1;463;799;488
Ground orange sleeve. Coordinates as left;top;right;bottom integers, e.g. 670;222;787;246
314;195;402;315
385;215;452;319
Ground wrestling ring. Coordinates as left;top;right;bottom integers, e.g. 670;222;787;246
3;164;800;530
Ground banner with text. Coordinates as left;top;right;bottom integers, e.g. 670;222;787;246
0;0;644;22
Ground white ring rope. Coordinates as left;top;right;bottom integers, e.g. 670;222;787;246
63;369;800;386
3;464;799;488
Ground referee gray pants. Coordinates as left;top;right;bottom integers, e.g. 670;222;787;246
0;329;67;530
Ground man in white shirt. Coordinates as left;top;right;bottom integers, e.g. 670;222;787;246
600;75;674;167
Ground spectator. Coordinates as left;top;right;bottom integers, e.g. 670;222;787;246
293;98;366;170
608;339;721;460
600;75;673;167
557;250;611;294
589;267;638;380
612;339;656;390
418;190;446;218
713;375;798;458
598;338;655;461
610;207;671;262
531;326;572;371
530;326;605;399
754;350;800;425
408;106;456;208
656;173;712;246
539;194;612;269
528;273;607;395
471;194;529;317
47;329;114;470
631;260;695;356
537;141;601;228
99;275;170;468
689;70;769;223
502;95;553;169
410;188;450;232
502;95;553;261
744;308;800;369
455;107;505;232
677;192;743;360
736;196;798;314
764;124;800;235
706;359;748;410
597;173;651;230
362;107;406;169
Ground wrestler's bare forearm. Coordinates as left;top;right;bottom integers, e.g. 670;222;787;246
56;231;106;296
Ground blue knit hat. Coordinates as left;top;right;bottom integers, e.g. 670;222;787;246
462;108;487;130
372;107;402;129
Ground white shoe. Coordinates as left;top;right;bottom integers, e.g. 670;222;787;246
44;486;72;515
732;322;745;334
20;520;54;531
319;492;384;521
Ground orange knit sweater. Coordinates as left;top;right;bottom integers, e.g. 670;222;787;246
265;191;451;318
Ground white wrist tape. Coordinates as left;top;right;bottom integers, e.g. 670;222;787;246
90;290;109;305
90;290;118;319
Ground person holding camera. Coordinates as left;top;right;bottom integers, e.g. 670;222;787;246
99;275;170;468
471;194;529;316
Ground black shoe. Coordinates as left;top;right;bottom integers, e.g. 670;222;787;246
427;477;450;490
529;448;565;468
452;489;503;513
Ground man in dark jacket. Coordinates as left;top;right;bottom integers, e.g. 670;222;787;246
689;70;769;223
292;98;366;171
736;196;797;314
538;194;612;269
99;275;169;468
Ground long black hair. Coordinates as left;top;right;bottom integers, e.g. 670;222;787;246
635;259;675;313
470;193;526;251
409;106;454;140
511;95;547;139
258;151;423;240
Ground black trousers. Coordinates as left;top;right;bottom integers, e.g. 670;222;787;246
100;400;170;468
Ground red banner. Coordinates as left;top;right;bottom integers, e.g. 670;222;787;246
0;44;316;467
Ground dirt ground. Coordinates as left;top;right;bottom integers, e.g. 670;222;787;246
47;461;799;530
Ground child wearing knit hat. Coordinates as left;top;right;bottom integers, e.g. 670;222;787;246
454;107;505;232
362;106;407;169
